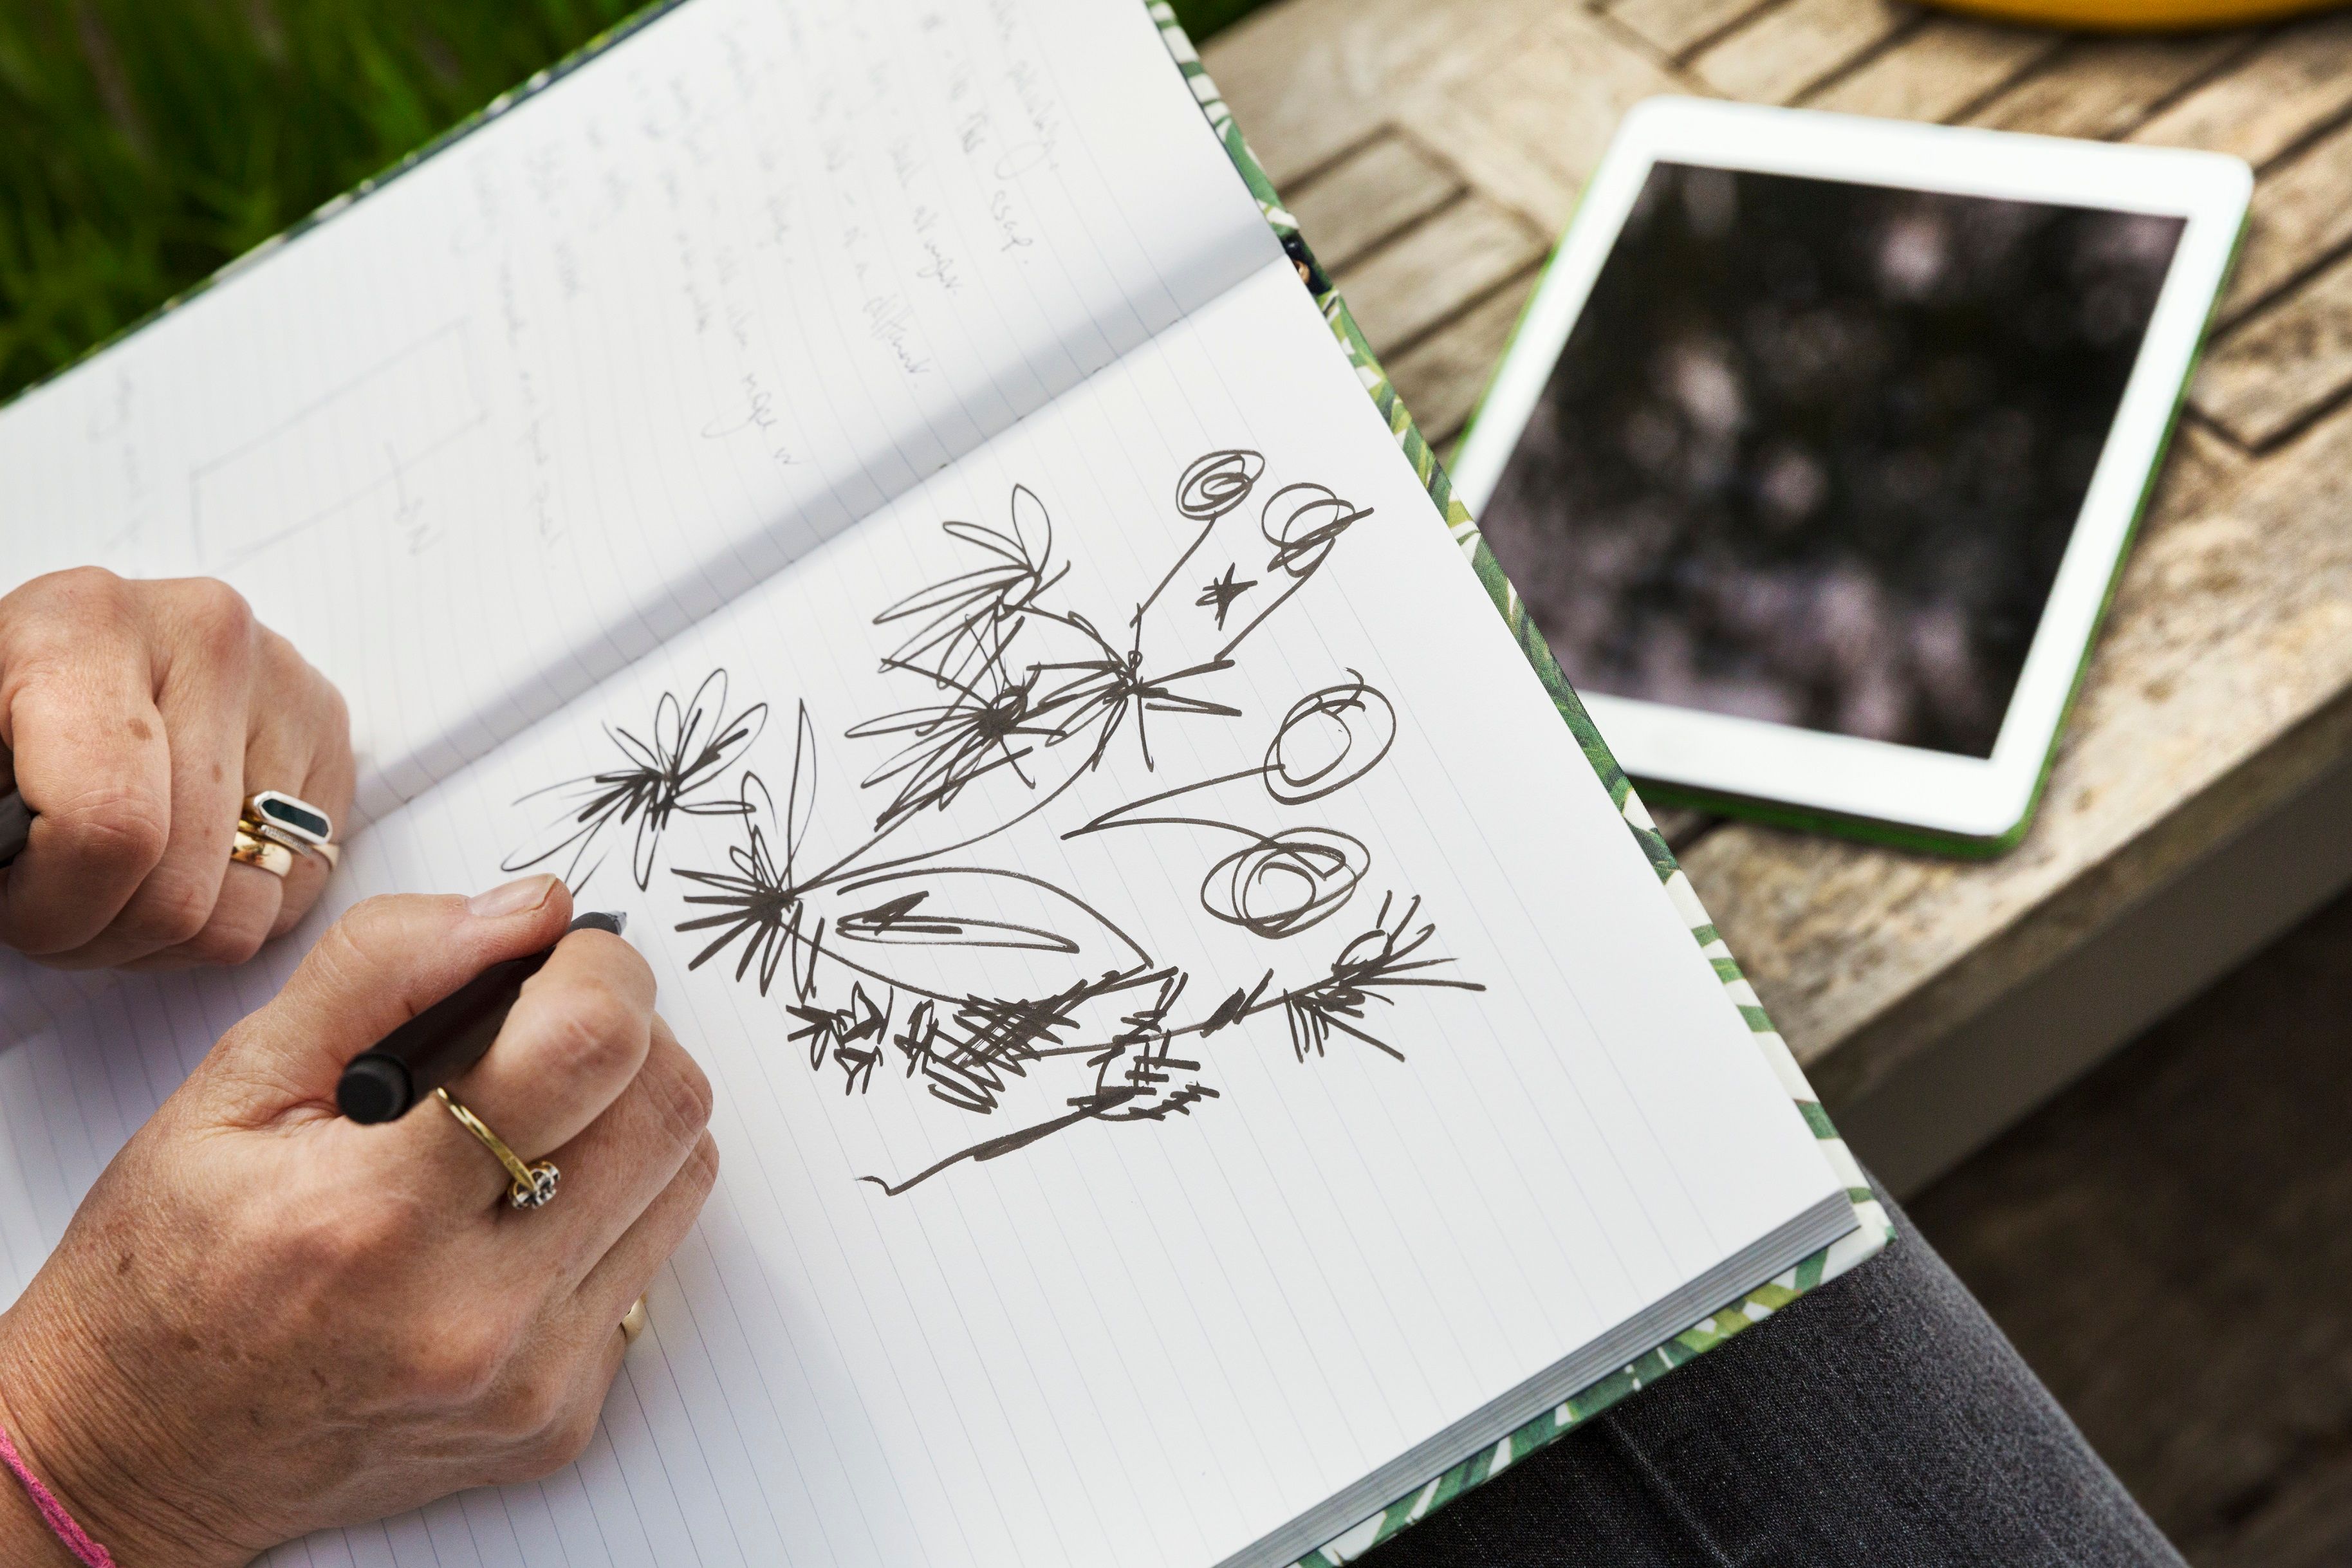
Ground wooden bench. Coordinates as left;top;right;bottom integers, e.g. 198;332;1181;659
1203;0;2352;1192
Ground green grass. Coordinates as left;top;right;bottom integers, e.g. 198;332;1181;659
0;0;1257;405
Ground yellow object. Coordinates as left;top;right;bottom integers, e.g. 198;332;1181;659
228;826;295;879
1929;0;2342;26
436;1087;562;1211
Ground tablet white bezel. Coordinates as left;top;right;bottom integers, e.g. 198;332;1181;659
1447;97;2250;842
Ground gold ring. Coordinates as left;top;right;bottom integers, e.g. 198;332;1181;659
229;827;294;879
241;790;339;869
434;1087;561;1210
620;1296;649;1345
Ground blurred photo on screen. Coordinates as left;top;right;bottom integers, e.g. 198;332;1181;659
1478;164;2184;759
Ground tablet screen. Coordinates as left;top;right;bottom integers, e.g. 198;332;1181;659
1476;163;2184;759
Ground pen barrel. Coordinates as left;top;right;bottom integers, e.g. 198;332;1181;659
335;910;625;1123
0;791;29;868
340;948;555;1123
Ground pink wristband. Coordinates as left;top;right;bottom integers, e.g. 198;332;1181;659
0;1419;117;1567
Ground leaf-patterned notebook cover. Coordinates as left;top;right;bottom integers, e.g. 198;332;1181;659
1142;7;1892;1563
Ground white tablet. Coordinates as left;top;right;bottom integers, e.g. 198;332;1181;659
1449;98;2249;853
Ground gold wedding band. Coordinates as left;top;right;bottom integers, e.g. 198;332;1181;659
229;827;295;879
621;1296;649;1345
434;1087;562;1210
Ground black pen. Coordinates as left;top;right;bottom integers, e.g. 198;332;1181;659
0;789;27;867
337;910;628;1123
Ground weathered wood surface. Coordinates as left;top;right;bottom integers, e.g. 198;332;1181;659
1201;0;2352;1108
1916;884;2352;1568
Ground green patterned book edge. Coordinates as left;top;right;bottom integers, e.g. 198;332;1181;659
1145;10;1893;1564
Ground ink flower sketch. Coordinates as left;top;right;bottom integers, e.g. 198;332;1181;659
508;450;1484;1194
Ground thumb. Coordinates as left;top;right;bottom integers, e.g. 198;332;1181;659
210;874;575;1114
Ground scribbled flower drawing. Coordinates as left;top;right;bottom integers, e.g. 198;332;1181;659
504;669;765;890
673;705;819;999
520;450;1486;1196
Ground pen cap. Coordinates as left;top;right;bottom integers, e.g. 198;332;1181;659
335;1056;411;1123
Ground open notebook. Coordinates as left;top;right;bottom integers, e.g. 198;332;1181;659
0;1;1886;1563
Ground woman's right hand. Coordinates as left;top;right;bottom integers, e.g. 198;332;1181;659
0;873;718;1566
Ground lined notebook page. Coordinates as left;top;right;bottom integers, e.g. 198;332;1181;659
0;0;1273;816
0;262;1846;1567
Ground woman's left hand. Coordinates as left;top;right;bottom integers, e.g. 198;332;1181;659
0;569;354;969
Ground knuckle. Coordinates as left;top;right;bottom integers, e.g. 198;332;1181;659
311;894;404;976
261;625;342;728
119;869;216;946
178;910;270;967
46;782;170;878
409;1320;515;1408
171;577;257;659
534;979;643;1080
534;1402;605;1473
482;1373;569;1444
30;565;131;619
673;1134;723;1221
313;671;354;751
0;570;131;678
686;1130;721;1192
486;1397;601;1485
645;1051;716;1149
257;1192;420;1320
302;1183;425;1266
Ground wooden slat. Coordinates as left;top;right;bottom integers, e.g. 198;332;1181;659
1675;410;2352;1106
1284;133;1465;271
1605;0;1778;59
1398;7;1695;234
2221;116;2352;321
2194;255;2352;449
1328;192;1546;356
1383;268;1540;446
1198;0;1557;189
1913;890;2352;1567
2219;1460;2352;1568
1967;34;2247;142
1690;0;1918;106
2131;10;2352;167
1218;0;2352;1187
1804;14;2058;122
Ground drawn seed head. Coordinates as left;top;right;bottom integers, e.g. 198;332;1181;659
1260;482;1371;578
1264;678;1397;804
1201;829;1369;939
1175;448;1266;522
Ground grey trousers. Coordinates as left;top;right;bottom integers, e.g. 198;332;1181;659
1362;1185;2183;1567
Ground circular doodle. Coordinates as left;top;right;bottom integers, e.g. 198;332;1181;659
1174;449;1266;522
1264;678;1397;804
1200;828;1369;938
1259;482;1371;578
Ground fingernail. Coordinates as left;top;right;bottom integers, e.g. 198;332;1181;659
467;873;558;918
